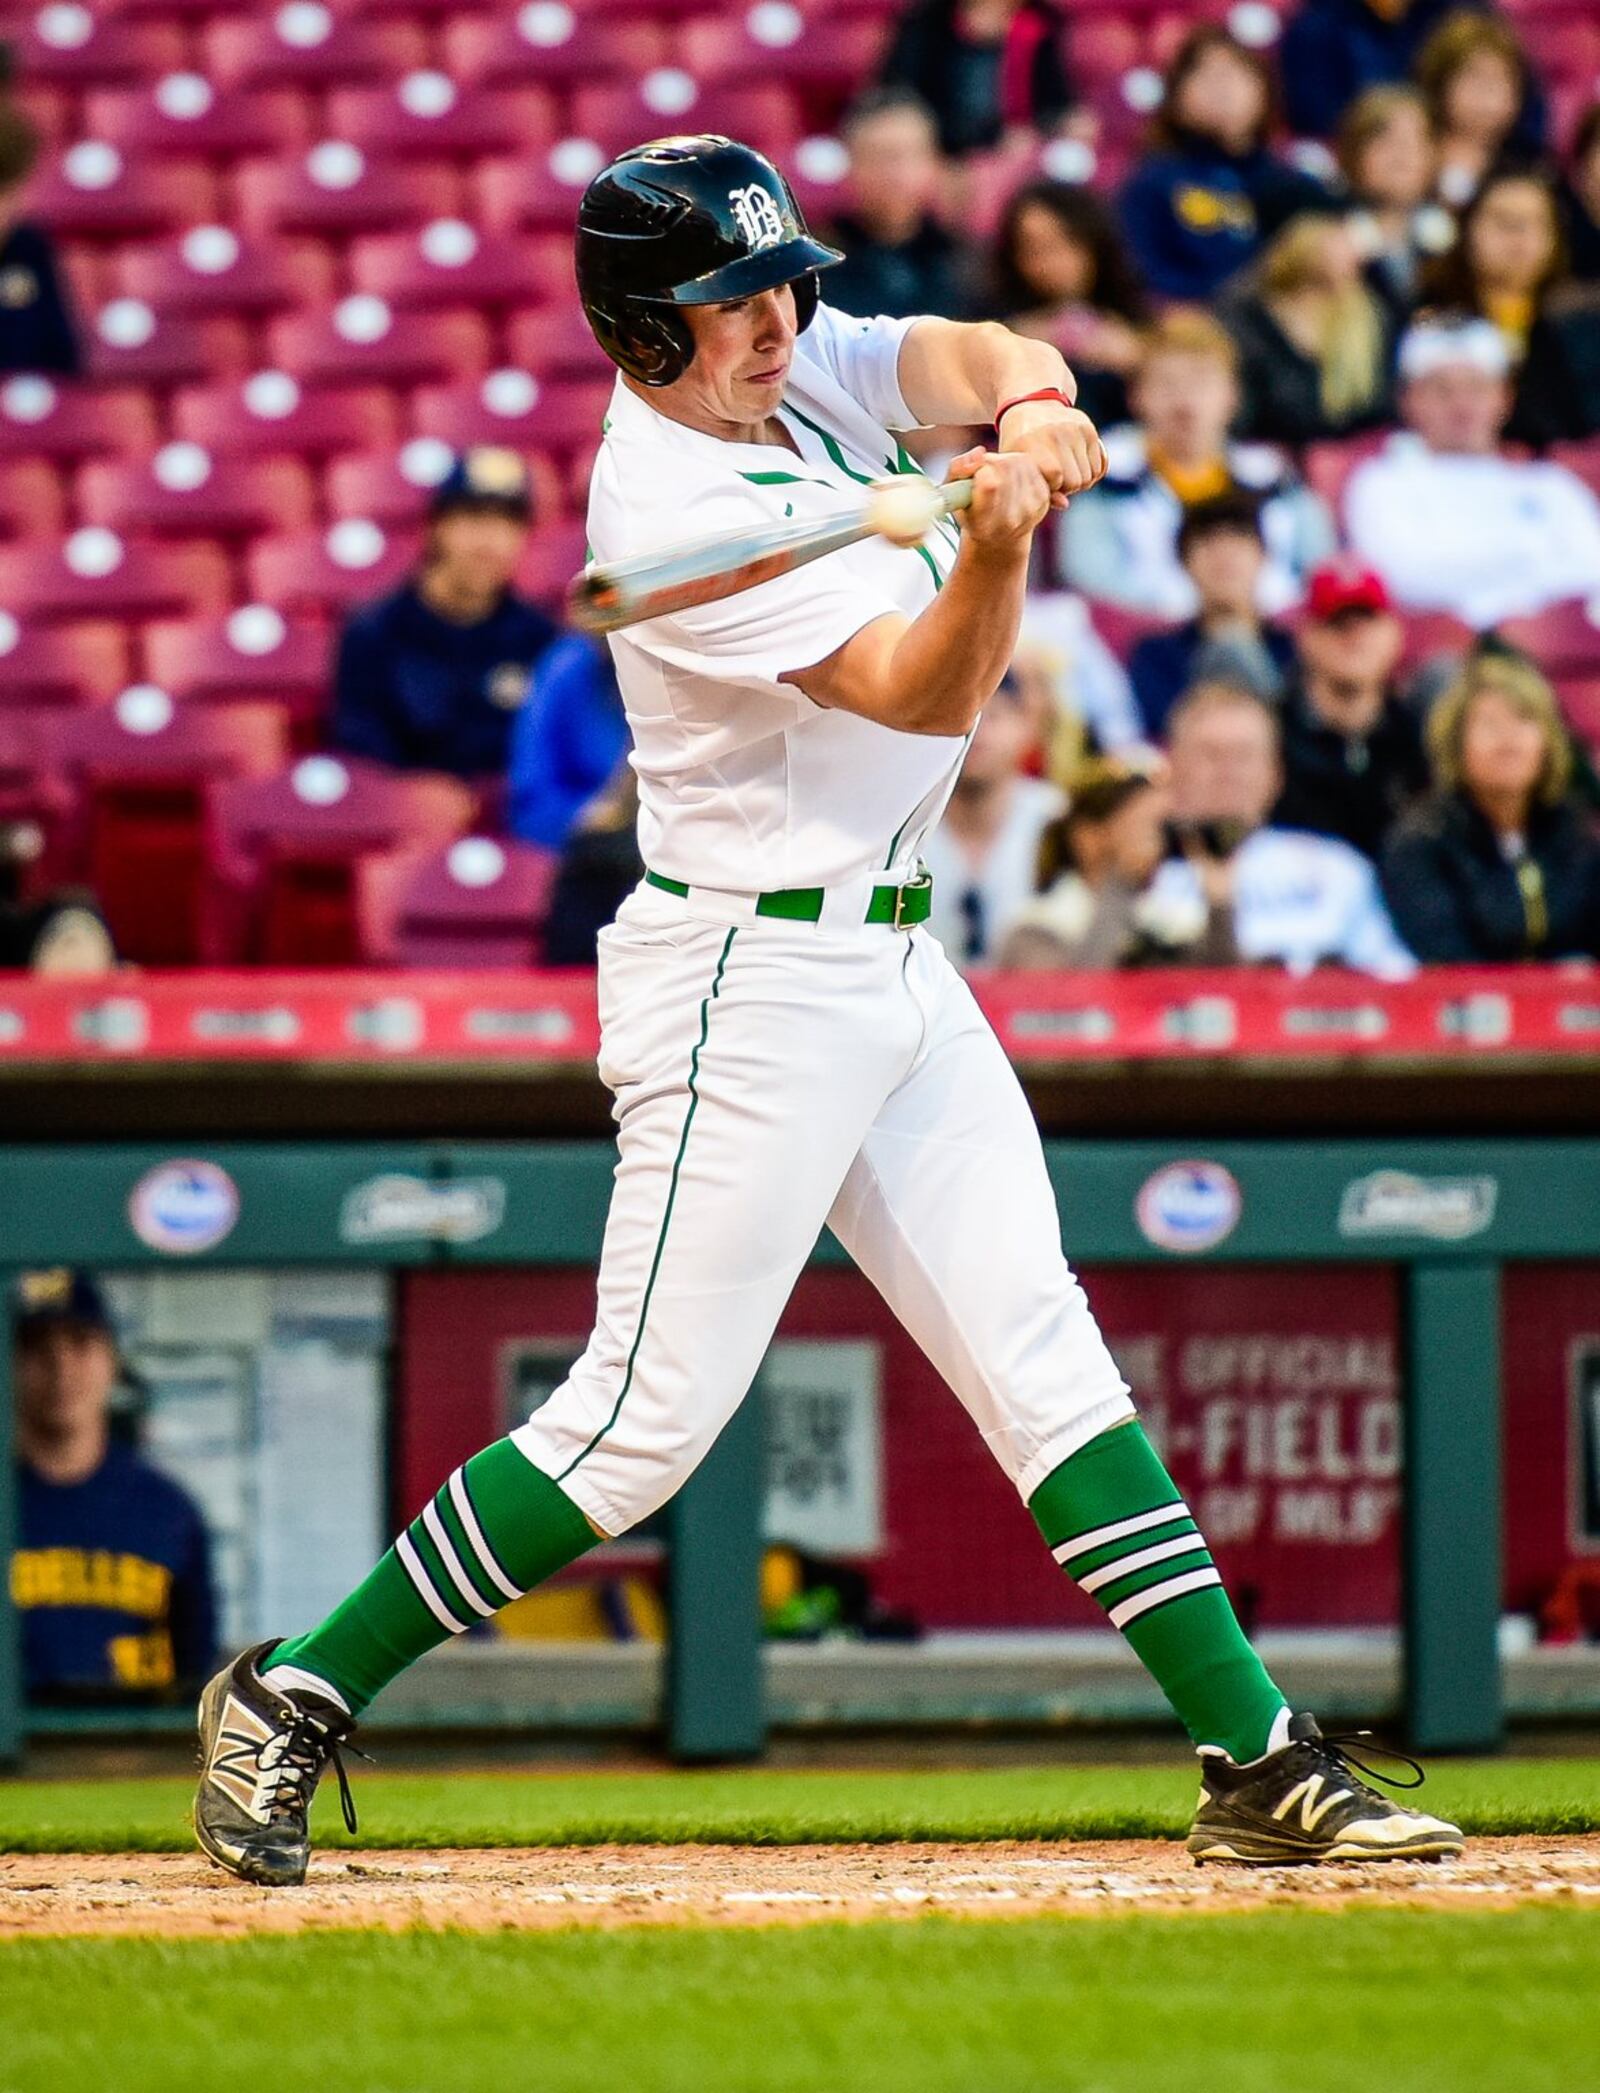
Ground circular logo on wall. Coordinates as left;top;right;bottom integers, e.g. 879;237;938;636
1135;1159;1241;1255
128;1159;240;1256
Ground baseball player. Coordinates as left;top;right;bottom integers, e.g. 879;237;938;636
194;136;1461;1883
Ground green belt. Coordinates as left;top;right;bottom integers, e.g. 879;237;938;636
645;868;934;929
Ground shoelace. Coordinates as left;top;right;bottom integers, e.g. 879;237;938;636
260;1711;371;1837
1311;1729;1427;1799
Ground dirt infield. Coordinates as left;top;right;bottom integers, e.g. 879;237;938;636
3;1836;1599;1937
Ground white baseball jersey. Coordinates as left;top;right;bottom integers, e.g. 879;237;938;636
586;302;966;893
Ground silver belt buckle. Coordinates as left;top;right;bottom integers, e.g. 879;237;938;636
892;862;932;931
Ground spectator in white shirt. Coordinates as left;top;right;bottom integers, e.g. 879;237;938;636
1146;681;1416;976
1343;316;1600;626
922;669;1064;966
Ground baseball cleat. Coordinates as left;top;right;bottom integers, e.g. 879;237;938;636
193;1641;362;1887
1186;1713;1464;1866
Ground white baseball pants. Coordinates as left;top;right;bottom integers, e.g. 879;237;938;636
514;879;1133;1535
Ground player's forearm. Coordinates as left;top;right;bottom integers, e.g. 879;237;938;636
897;317;1076;429
879;539;1033;735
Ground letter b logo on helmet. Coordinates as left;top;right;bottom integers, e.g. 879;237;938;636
576;135;843;388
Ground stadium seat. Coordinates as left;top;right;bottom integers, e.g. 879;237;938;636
347;221;563;311
1396;610;1477;671
246;520;421;614
358;834;558;966
513;520;590;610
234;147;461;237
172;375;401;459
1498;599;1600;676
1303;433;1389;515
2;8;187;86
265;301;492;386
83;79;315;160
0;618;128;708
474;147;611;233
0;458;69;540
0;534;232;621
25;147;219;238
440;9;668;88
505;303;614;380
206;752;473;963
142;605;331;729
0;376;157;460
570;79;802;157
1550;440;1600;499
678;10;886;97
78;450;317;540
324;441;564;530
325;77;556;159
86;303;251;385
202;8;429;90
116;227;339;317
410;371;613;462
0;708;74;841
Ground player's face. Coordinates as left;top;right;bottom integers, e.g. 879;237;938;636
1460;689;1548;809
680;285;798;427
15;1324;117;1442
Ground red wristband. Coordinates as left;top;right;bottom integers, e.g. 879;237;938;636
995;386;1077;428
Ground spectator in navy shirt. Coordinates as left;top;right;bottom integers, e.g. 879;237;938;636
0;104;80;375
331;447;557;782
1281;0;1540;148
822;91;980;322
1119;28;1329;304
13;1270;215;1699
879;0;1076;159
507;632;630;852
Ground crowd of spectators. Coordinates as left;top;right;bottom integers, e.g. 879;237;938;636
2;0;1599;978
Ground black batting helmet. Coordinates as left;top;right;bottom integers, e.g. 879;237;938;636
576;135;843;388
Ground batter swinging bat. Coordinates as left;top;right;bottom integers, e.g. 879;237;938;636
568;476;976;637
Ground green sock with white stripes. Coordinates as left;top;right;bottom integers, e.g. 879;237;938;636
1031;1420;1288;1763
263;1439;596;1716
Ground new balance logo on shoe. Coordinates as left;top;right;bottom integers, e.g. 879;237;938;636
1270;1772;1349;1836
205;1694;278;1823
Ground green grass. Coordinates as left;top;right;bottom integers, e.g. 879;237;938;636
2;1910;1598;2093
4;1757;1600;1854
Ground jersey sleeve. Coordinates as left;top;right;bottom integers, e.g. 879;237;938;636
798;302;925;432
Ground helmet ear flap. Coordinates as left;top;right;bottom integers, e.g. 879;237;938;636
793;273;819;333
586;300;694;386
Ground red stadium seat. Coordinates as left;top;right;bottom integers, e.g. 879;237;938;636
1396;610;1476;671
678;10;886;95
359;834;558;966
411;371;613;463
324;442;564;529
83;79;315;160
474;147;610;233
0;534;232;621
117;228;339;317
202;8;429;89
0;708;74;838
265;301;491;386
441;9;667;88
246;520;421;614
234;146;461;237
173;375;401;459
207;752;472;963
1304;433;1389;516
85;303;251;385
0;458;69;540
514;521;590;610
348;221;564;311
1550;440;1600;499
0;375;157;460
1498;599;1600;675
0;618;128;708
78;450;317;540
571;78;802;157
142;606;331;724
2;8;186;86
505;304;614;380
325;77;556;159
25;146;218;238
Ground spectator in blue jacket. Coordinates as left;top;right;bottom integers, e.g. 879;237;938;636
331;448;557;782
1118;27;1331;304
507;632;630;852
1281;0;1540;148
0;104;80;375
13;1270;216;1699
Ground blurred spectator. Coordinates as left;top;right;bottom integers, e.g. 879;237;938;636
543;760;643;966
999;764;1237;967
1143;682;1416;975
507;633;630;853
1382;653;1600;959
1416;11;1544;210
879;0;1076;159
991;181;1149;431
1223;212;1396;445
0;104;80;375
1118;28;1330;304
1274;560;1430;859
0;822;114;973
1127;492;1296;742
1337;86;1452;320
331;447;557;782
1423;167;1600;446
1013;591;1149;765
1344;317;1600;621
1058;312;1336;616
823;91;979;321
922;669;1063;965
13;1270;216;1699
1282;0;1488;144
1561;103;1600;285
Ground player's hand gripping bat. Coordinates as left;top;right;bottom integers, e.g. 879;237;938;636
567;476;976;637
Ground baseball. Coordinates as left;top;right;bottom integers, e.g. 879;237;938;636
866;476;944;547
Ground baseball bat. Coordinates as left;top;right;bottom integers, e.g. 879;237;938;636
567;476;975;637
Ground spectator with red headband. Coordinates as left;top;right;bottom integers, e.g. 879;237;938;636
878;0;1077;159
